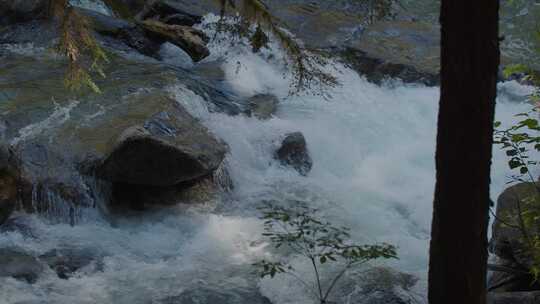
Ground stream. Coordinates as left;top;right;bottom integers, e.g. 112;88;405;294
0;1;538;304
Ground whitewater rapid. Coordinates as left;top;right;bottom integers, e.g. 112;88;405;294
0;12;536;304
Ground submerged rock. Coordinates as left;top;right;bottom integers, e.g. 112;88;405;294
0;248;44;283
244;94;279;120
40;248;103;279
275;132;313;176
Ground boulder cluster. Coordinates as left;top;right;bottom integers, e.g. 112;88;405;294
488;182;540;303
0;0;314;225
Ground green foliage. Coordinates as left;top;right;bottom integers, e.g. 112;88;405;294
216;0;338;95
215;0;398;95
51;0;109;93
494;106;540;280
503;64;530;80
254;202;397;304
494;110;540;179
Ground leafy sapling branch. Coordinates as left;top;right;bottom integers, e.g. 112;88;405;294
254;202;397;304
50;0;110;93
494;106;540;278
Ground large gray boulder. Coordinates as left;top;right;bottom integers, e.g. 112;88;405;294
0;50;229;219
0;0;48;26
97;98;227;186
275;132;313;176
490;182;540;268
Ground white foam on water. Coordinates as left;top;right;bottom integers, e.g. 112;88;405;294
11;100;80;146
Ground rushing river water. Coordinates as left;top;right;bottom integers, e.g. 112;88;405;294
0;2;538;304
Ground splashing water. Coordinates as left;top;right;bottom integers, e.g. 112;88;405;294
0;14;537;304
69;0;113;16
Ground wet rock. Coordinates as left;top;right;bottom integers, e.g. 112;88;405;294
488;258;538;292
244;94;279;120
102;0;146;19
1;49;234;218
488;291;540;304
350;267;418;304
97;98;227;187
348;20;440;78
0;0;48;26
0;248;44;283
0;20;58;48
78;8;133;36
275;132;313;176
490;182;540;268
77;8;163;58
136;0;203;26
111;162;232;210
138;19;210;62
159;287;272;304
0;144;17;225
40;248;102;279
338;47;439;86
0;169;17;226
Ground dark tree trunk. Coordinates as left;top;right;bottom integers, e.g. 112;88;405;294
428;1;500;304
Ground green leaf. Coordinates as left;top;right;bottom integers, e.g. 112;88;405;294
320;256;327;264
509;159;522;169
506;150;518;157
503;64;529;79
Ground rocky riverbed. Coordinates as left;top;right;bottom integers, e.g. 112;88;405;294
0;1;539;304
